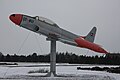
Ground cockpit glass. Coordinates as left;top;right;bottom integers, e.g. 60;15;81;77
35;16;39;20
34;16;59;27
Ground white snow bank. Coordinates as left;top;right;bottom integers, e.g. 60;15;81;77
0;63;119;80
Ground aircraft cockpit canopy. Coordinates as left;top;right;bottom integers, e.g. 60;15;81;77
34;16;59;27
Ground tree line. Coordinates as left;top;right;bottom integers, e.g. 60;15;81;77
0;52;120;65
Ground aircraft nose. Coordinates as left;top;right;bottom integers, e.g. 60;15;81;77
9;14;23;25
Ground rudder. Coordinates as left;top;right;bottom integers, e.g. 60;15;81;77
85;27;97;43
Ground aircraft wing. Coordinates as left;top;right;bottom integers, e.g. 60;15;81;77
46;32;77;46
58;38;77;46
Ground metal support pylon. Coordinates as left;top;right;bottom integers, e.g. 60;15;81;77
46;37;57;77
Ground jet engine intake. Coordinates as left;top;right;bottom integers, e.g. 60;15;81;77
22;25;39;32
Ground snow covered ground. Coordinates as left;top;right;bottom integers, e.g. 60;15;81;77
0;62;120;80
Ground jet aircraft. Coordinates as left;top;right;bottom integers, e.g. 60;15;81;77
9;14;108;54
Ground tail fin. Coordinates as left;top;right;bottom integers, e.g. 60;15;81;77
85;27;97;43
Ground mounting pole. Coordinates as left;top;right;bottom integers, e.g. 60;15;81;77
46;37;57;77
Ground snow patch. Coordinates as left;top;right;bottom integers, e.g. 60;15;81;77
0;63;119;80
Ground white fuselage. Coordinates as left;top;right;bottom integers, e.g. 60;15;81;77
20;15;79;46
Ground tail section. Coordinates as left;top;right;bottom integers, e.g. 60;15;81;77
85;27;97;43
75;27;108;53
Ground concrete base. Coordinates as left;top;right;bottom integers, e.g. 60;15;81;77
45;72;57;77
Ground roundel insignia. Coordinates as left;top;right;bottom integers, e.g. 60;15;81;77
91;33;94;36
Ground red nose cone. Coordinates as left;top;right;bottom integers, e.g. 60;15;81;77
9;14;22;25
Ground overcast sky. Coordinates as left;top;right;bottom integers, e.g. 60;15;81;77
0;0;120;56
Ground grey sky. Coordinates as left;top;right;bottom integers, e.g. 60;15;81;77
0;0;120;56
